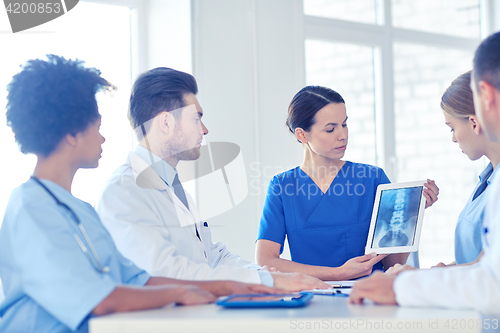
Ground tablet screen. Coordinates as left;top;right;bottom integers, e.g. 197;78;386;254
371;186;423;248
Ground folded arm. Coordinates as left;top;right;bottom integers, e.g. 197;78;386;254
97;175;263;284
92;283;216;316
256;239;386;280
92;276;284;316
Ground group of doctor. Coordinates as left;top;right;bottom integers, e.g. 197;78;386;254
0;56;334;332
0;30;499;333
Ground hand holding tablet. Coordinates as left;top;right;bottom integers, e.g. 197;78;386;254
365;181;427;255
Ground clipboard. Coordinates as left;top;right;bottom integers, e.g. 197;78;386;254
216;292;313;308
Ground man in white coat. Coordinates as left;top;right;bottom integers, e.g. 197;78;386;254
349;32;500;316
97;67;328;291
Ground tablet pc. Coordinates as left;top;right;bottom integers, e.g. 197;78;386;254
365;181;426;254
216;293;313;308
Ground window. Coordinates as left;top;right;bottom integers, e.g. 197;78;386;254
392;0;480;38
305;40;377;165
304;0;378;24
304;0;487;267
0;1;134;223
393;43;485;264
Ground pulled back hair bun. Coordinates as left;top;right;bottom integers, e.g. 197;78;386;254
286;86;345;139
441;71;475;119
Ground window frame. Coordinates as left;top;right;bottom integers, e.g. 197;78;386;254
303;0;491;180
81;0;147;80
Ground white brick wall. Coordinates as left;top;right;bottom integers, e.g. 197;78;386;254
304;0;376;23
394;43;484;267
306;40;377;166
392;0;480;38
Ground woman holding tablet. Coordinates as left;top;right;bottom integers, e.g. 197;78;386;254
255;86;439;280
0;55;276;333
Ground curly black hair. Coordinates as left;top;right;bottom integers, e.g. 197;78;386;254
6;54;113;156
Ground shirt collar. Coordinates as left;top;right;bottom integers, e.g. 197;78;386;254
487;162;500;186
134;145;177;187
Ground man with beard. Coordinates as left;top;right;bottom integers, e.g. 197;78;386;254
97;67;328;292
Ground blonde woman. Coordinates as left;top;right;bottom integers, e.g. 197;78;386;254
386;71;500;276
440;71;500;265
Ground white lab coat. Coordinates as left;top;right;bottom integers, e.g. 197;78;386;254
96;149;263;284
394;169;500;315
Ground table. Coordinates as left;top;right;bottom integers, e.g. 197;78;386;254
89;294;488;333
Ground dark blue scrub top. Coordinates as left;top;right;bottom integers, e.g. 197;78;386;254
257;161;390;271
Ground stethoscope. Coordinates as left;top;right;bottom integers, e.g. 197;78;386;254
30;176;110;274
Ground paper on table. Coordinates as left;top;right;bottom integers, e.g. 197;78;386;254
302;281;356;295
325;281;356;287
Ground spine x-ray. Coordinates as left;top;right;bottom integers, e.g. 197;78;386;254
372;187;422;248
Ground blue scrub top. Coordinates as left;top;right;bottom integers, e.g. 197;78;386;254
0;179;150;333
454;163;497;264
257;161;390;271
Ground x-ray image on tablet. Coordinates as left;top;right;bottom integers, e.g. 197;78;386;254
365;181;427;254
